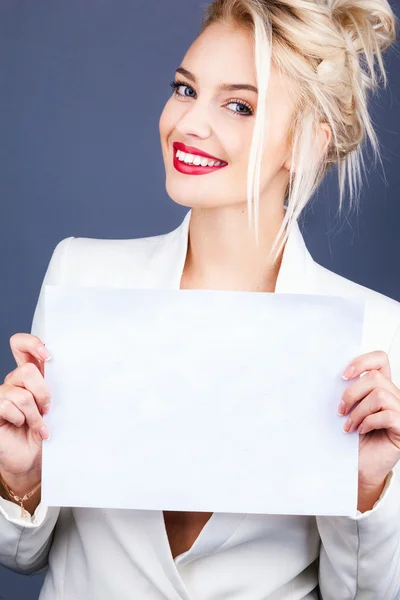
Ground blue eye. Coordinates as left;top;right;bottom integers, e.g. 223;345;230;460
169;80;254;117
225;101;253;116
170;80;196;98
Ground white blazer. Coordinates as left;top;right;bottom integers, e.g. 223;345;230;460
1;209;400;600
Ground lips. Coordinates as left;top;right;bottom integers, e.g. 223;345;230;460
173;141;225;163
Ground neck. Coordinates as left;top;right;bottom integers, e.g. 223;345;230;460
180;203;286;293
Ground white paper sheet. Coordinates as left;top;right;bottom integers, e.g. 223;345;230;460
42;286;364;516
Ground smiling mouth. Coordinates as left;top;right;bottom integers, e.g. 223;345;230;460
172;141;228;172
175;148;228;168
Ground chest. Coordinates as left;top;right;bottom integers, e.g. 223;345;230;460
163;510;213;558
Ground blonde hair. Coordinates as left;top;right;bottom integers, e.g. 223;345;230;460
199;0;397;257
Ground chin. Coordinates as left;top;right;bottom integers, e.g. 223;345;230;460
168;196;194;209
166;182;214;209
168;194;230;210
166;179;238;210
168;197;215;210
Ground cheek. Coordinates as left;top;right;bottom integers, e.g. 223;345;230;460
223;119;288;179
262;136;289;170
260;117;292;180
159;99;177;145
222;123;253;169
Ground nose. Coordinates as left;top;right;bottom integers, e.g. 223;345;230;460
175;99;212;140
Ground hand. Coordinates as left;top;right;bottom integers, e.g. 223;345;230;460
338;351;400;498
0;333;52;493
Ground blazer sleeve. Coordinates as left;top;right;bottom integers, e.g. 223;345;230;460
0;236;74;575
316;319;400;599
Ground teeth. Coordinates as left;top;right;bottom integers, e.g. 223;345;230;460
175;149;224;167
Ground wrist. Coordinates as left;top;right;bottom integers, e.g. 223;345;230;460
0;469;41;499
357;477;387;513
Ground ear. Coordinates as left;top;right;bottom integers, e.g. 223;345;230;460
283;122;332;172
319;122;332;157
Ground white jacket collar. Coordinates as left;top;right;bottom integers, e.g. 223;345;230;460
146;209;317;295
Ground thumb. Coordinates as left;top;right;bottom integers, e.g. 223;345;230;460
9;333;51;378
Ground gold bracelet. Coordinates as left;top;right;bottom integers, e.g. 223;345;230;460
0;473;41;517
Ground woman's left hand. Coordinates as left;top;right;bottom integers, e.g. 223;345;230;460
338;350;400;510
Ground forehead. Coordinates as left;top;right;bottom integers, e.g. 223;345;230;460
180;20;288;94
182;21;257;81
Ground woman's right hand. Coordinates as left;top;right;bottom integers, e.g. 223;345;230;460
0;333;52;492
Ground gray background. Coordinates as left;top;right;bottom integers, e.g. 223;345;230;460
0;1;399;598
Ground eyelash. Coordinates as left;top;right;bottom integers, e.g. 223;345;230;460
169;80;254;117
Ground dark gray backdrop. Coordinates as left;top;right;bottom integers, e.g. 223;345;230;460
0;1;399;598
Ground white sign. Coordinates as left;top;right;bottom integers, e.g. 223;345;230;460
42;286;364;517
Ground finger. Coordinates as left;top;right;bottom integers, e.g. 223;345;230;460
0;399;25;427
4;363;51;415
9;333;52;378
342;350;391;381
343;387;399;433
358;409;400;437
339;369;399;416
0;384;46;436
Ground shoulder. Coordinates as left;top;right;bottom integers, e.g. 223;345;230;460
313;261;400;383
31;232;170;339
314;261;400;321
50;232;167;286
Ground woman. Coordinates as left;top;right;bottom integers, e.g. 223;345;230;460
1;0;400;598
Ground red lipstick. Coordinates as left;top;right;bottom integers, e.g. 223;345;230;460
172;141;227;176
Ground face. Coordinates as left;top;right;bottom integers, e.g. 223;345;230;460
159;19;298;212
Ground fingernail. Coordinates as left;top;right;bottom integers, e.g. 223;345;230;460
42;403;51;414
342;365;355;380
39;424;50;440
343;418;352;432
38;345;51;362
337;400;346;415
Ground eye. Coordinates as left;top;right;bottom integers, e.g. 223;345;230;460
169;80;254;117
169;80;196;98
224;100;254;117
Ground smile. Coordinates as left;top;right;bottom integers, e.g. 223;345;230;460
172;141;228;176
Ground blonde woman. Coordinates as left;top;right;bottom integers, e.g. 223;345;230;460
1;0;400;598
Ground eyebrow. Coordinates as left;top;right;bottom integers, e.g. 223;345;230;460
175;66;258;94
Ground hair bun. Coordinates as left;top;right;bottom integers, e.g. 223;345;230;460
330;0;396;54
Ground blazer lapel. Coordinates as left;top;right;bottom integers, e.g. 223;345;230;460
146;209;317;295
274;219;317;295
144;211;192;290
